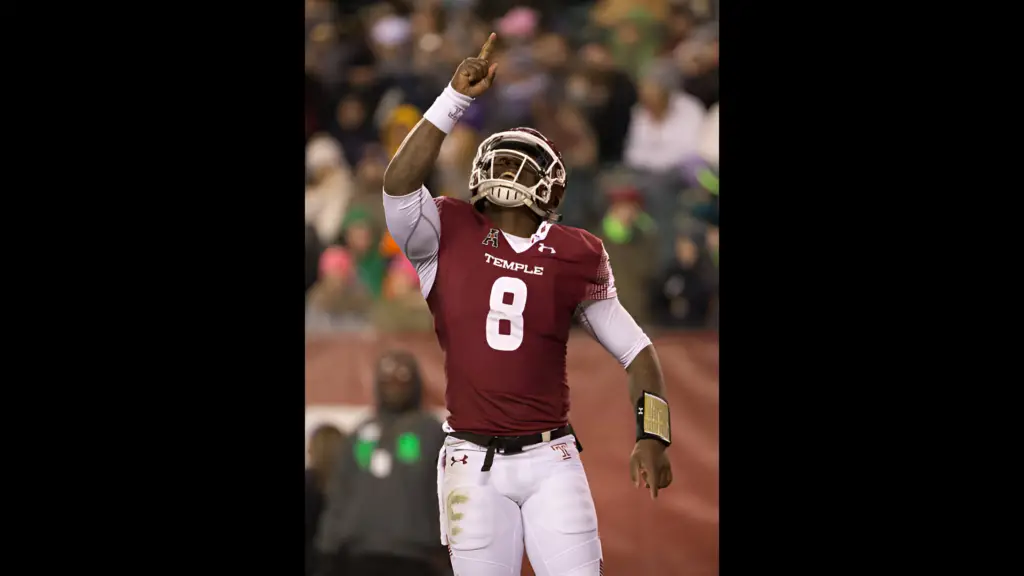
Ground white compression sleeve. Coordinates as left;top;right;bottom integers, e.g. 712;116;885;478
382;186;441;298
578;297;652;368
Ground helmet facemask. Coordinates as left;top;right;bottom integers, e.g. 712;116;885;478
468;132;566;221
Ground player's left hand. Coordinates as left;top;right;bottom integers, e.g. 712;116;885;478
630;439;673;499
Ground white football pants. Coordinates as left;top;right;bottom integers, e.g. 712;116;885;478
437;431;603;576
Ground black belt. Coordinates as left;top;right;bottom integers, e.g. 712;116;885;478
449;423;583;472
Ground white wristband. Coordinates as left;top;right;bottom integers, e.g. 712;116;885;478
422;84;474;135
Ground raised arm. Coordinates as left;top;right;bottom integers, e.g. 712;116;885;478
382;34;499;298
381;120;445;197
382;33;498;197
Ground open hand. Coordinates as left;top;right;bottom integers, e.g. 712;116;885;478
451;32;498;98
629;439;673;499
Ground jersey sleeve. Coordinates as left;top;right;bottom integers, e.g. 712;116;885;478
583;245;617;301
382;186;443;298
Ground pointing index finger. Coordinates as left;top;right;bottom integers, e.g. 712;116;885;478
477;32;496;61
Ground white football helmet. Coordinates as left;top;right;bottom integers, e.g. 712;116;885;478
468;127;567;221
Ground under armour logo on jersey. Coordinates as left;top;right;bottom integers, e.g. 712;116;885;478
482;228;500;248
538;243;556;254
450;455;468;466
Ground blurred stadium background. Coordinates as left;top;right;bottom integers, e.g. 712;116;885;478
305;0;718;574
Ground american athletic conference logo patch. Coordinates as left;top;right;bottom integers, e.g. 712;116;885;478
482;228;500;248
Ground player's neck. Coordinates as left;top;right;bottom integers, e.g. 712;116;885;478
485;205;541;238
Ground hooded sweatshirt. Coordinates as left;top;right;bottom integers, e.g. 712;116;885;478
315;358;446;563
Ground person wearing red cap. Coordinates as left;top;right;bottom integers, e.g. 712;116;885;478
598;185;658;325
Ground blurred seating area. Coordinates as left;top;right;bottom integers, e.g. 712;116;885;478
305;0;719;333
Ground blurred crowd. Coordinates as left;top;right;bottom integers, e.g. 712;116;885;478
305;0;719;334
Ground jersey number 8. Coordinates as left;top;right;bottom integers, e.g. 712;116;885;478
486;276;528;351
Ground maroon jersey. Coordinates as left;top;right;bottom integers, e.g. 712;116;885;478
427;197;614;435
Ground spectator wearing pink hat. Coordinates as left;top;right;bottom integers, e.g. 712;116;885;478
497;7;539;41
307;247;374;318
320;246;354;280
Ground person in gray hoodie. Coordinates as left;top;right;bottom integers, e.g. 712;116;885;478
315;350;449;576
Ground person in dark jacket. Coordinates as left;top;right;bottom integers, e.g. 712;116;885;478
651;230;718;329
306;424;345;576
315;350;449;576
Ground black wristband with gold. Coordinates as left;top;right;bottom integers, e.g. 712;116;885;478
636;391;671;447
